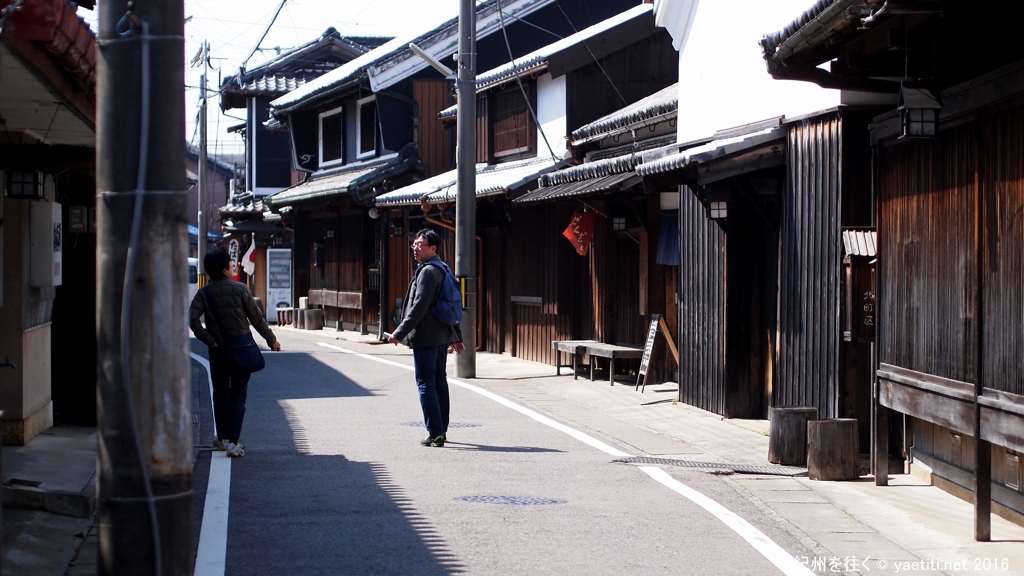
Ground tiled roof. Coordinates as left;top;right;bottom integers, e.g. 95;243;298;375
267;156;398;206
374;155;563;206
538;155;636;187
588;133;678;162
570;83;677;145
474;4;652;91
438;4;656;119
514;171;638;204
636;126;784;177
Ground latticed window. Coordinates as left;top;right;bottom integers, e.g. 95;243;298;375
492;83;535;158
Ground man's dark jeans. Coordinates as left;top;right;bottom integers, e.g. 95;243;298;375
209;347;251;443
413;344;450;438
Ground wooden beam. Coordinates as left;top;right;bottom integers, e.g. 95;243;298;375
658;315;678;364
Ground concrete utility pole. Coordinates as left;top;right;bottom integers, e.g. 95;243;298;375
455;0;477;377
197;40;209;277
96;1;193;574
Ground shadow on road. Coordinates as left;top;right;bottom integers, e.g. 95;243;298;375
442;441;564;454
204;345;466;575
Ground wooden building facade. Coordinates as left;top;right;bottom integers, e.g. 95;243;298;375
872;63;1024;527
639;109;875;427
760;0;1024;533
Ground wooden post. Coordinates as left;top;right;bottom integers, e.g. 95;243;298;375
768;406;817;466
808;419;859;481
874;402;889;486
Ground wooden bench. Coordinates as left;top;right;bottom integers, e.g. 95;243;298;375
585;343;644;385
551;340;598;379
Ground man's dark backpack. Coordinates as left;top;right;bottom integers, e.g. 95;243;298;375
424;261;463;325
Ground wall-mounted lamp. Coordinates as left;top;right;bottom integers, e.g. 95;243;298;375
708;201;728;220
6;170;44;199
389;218;405;237
898;83;941;139
610;216;626;231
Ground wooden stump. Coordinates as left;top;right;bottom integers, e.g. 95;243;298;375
768;406;818;466
807;418;860;481
304;309;324;330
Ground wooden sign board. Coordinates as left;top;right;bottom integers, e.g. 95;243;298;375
636;314;679;392
637;315;660;390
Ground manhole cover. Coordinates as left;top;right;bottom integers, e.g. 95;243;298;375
614;456;806;477
455;495;566;506
403;422;481;428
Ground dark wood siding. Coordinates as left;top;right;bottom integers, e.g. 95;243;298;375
678;187;727;414
982;107;1024;396
413;79;452;178
877;122;977;383
776;112;843;418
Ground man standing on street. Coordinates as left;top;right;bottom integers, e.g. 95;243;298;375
388;229;465;447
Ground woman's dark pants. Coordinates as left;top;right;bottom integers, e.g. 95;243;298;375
209;347;251;443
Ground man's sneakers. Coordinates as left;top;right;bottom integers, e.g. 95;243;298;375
212;438;227;451
420;435;445;447
225;441;245;458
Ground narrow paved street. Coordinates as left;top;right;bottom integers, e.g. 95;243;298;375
191;329;819;576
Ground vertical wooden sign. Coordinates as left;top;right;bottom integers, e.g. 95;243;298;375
636;314;660;391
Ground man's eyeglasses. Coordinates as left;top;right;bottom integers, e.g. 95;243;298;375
411;242;429;249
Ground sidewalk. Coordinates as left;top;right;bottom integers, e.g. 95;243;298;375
314;326;1024;576
1;426;96;576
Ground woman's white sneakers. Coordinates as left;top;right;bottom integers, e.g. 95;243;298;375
225;441;245;458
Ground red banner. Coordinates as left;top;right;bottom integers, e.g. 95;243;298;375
562;211;596;256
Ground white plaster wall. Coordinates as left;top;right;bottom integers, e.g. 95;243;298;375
671;0;841;142
536;73;567;159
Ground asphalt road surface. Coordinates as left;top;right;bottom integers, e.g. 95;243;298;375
191;329;819;576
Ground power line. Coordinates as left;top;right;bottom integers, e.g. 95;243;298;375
495;0;558;162
239;0;289;72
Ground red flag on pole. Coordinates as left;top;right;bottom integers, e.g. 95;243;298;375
562;211;596;256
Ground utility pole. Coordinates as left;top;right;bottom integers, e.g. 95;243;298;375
197;40;209;278
455;0;477;377
96;1;193;574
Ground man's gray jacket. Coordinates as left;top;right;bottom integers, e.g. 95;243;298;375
190;277;277;349
392;255;464;348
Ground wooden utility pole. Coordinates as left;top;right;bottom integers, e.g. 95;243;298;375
198;40;209;277
455;0;477;377
96;1;193;574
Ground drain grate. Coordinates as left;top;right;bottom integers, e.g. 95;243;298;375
615;456;806;477
403;422;481;429
455;495;566;506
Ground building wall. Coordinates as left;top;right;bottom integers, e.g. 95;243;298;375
0;191;55;444
775;112;843;419
677;186;727;413
673;0;840;143
536;74;567;159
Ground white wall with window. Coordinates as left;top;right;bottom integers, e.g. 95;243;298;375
536;73;567;159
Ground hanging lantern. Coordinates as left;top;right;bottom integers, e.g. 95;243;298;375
898;84;941;139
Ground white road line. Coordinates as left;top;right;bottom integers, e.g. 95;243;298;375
640;467;815;576
191;352;230;576
316;341;807;576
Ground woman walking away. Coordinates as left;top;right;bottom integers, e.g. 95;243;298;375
190;249;281;457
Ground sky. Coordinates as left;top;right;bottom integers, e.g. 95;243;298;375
78;1;462;160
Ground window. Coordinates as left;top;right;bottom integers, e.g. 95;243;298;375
357;96;377;159
319;107;343;167
491;83;535;159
